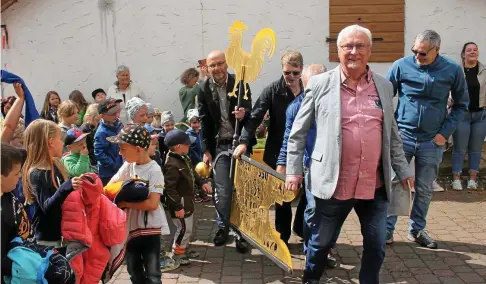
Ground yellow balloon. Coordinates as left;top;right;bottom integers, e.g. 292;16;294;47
195;162;210;178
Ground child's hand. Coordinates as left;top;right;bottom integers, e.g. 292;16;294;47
202;183;212;194
13;83;25;99
80;147;89;156
175;209;185;218
72;177;83;190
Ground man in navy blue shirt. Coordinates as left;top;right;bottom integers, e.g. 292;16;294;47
276;64;338;268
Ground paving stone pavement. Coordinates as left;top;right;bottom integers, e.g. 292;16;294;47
110;190;486;284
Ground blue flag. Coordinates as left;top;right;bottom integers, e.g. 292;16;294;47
1;70;40;127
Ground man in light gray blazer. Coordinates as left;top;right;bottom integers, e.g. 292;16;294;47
285;25;414;284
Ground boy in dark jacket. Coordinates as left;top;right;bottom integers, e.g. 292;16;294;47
163;130;212;266
94;98;124;185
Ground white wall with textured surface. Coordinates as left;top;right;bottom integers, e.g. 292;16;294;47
1;0;485;119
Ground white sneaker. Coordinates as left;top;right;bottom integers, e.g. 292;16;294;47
467;180;478;190
451;180;463;191
432;181;445;192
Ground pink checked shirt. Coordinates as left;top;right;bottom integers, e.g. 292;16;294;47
332;68;384;200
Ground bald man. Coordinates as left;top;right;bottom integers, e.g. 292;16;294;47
197;51;253;253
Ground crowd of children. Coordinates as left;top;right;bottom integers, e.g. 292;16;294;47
0;66;215;283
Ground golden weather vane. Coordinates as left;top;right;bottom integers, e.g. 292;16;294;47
225;20;276;99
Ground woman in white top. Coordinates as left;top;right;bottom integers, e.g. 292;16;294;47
107;65;145;125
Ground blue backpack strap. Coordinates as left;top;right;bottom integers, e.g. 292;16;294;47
10;237;23;244
37;249;54;283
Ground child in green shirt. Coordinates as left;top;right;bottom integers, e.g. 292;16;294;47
61;128;93;177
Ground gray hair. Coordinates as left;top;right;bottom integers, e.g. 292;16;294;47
337;25;373;47
116;65;130;76
415;30;441;47
302;64;327;80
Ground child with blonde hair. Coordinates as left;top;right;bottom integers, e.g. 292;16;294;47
57;100;79;152
80;104;100;166
22;119;82;255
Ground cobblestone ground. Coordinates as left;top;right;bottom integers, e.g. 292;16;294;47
110;190;486;284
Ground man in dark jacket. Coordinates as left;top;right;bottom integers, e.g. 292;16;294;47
234;50;304;245
197;50;253;253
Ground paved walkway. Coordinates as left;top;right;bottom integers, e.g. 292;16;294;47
110;190;486;284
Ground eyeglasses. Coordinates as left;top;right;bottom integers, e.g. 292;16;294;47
283;71;301;76
208;61;226;69
411;46;436;57
339;44;370;52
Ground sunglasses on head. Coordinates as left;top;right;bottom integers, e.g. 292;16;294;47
411;46;436;57
283;71;301;76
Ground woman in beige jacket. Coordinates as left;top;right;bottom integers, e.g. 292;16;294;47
107;65;145;125
452;42;486;190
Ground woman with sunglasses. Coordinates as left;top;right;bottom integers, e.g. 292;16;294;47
451;42;486;190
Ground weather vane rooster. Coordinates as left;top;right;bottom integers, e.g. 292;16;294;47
226;21;276;99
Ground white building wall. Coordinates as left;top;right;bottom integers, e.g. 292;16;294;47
1;0;485;119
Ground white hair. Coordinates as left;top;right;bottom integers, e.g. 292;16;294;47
336;25;373;47
415;30;441;47
302;64;327;80
116;65;130;76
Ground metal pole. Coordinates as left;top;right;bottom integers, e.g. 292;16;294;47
230;65;246;181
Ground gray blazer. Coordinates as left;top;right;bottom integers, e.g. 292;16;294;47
286;66;413;200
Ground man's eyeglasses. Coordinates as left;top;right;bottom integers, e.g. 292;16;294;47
208;61;226;69
411;46;436;57
339;44;370;52
283;71;301;76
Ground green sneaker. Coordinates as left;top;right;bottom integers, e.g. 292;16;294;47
173;254;191;266
160;256;180;272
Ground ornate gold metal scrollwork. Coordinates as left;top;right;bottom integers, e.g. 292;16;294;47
230;156;296;272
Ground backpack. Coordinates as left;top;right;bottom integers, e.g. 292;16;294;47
4;238;75;284
4;238;52;284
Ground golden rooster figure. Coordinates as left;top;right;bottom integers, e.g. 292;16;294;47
226;21;276;99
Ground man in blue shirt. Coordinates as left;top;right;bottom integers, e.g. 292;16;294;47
276;64;338;268
386;30;469;249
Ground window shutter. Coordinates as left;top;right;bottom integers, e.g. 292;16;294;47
329;0;405;62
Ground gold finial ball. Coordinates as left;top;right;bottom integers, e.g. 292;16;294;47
195;162;210;178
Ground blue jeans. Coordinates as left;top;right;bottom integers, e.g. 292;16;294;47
213;144;234;229
452;109;486;174
303;170;341;254
304;188;388;283
126;235;161;284
386;135;444;235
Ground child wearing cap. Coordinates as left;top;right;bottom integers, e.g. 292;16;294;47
94;98;124;185
61;128;93;177
185;109;211;203
107;124;170;282
163;129;212;265
125;97;148;125
157;110;175;168
91;88;107;104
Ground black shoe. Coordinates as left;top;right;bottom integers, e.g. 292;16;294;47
301;277;319;284
235;237;249;254
326;252;338;268
408;230;438;249
213;228;228;246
